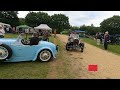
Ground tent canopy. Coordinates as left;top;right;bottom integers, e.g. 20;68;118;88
17;25;30;29
34;24;52;30
0;22;11;27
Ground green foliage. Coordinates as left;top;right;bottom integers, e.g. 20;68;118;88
70;26;80;30
0;11;19;27
25;12;38;27
61;30;69;35
80;25;101;35
51;14;70;33
70;25;101;35
19;18;26;25
100;15;120;35
25;12;70;34
37;12;51;26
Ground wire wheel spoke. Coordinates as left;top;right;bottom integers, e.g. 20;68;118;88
0;46;8;59
40;50;51;61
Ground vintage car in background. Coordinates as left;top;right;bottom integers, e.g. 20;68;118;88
0;35;58;62
66;33;84;52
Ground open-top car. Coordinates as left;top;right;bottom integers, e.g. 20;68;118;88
0;35;58;62
66;33;84;52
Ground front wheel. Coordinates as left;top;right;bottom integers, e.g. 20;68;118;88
80;47;84;52
37;49;52;62
0;44;12;61
79;43;84;52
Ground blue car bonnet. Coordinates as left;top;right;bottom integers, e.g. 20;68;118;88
0;38;17;44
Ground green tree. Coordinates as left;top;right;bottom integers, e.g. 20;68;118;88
0;11;19;27
80;25;101;35
25;12;38;27
37;12;51;26
19;18;26;25
25;11;51;27
51;14;70;33
100;15;120;35
70;26;80;30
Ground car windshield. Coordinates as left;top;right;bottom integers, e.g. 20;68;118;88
70;34;79;39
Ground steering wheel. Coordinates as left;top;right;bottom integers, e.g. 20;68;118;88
21;39;30;45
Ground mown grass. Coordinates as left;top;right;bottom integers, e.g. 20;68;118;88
4;33;32;39
83;38;120;55
0;62;49;79
4;33;19;38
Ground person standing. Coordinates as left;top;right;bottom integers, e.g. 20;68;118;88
104;31;110;50
54;29;56;38
43;30;49;41
95;32;101;45
0;24;5;38
12;27;16;34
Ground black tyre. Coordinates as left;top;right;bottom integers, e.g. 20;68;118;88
0;44;12;61
37;49;52;62
81;48;84;52
66;43;69;51
79;43;84;52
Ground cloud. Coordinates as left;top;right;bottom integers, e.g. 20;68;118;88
18;11;120;27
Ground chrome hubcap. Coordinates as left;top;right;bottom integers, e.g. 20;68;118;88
40;50;51;61
0;46;8;60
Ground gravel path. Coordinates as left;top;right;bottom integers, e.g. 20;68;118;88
57;34;120;79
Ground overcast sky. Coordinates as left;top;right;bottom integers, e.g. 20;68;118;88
18;11;120;27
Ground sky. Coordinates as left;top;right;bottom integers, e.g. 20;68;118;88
18;11;120;27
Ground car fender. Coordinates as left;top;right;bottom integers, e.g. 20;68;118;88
0;42;3;45
33;47;54;61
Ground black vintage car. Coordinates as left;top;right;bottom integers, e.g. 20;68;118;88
66;34;85;52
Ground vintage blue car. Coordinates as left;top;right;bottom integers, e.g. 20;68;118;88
0;36;58;62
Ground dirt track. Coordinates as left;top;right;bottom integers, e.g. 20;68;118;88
57;34;120;79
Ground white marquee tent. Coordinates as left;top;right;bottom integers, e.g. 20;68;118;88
34;24;52;31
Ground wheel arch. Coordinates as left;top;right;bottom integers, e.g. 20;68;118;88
33;47;54;61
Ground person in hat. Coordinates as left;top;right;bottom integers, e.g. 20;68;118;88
0;24;5;38
104;31;110;50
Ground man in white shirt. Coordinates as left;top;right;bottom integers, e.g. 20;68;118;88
0;24;5;38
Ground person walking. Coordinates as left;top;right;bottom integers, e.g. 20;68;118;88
104;31;110;50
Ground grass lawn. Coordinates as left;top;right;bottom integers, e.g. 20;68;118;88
4;33;32;38
83;38;120;55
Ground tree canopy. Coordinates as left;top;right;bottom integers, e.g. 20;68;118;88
100;15;120;35
0;11;19;27
25;12;70;33
50;14;70;33
19;18;26;25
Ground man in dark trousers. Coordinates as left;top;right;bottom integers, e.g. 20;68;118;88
30;33;41;45
104;31;110;50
